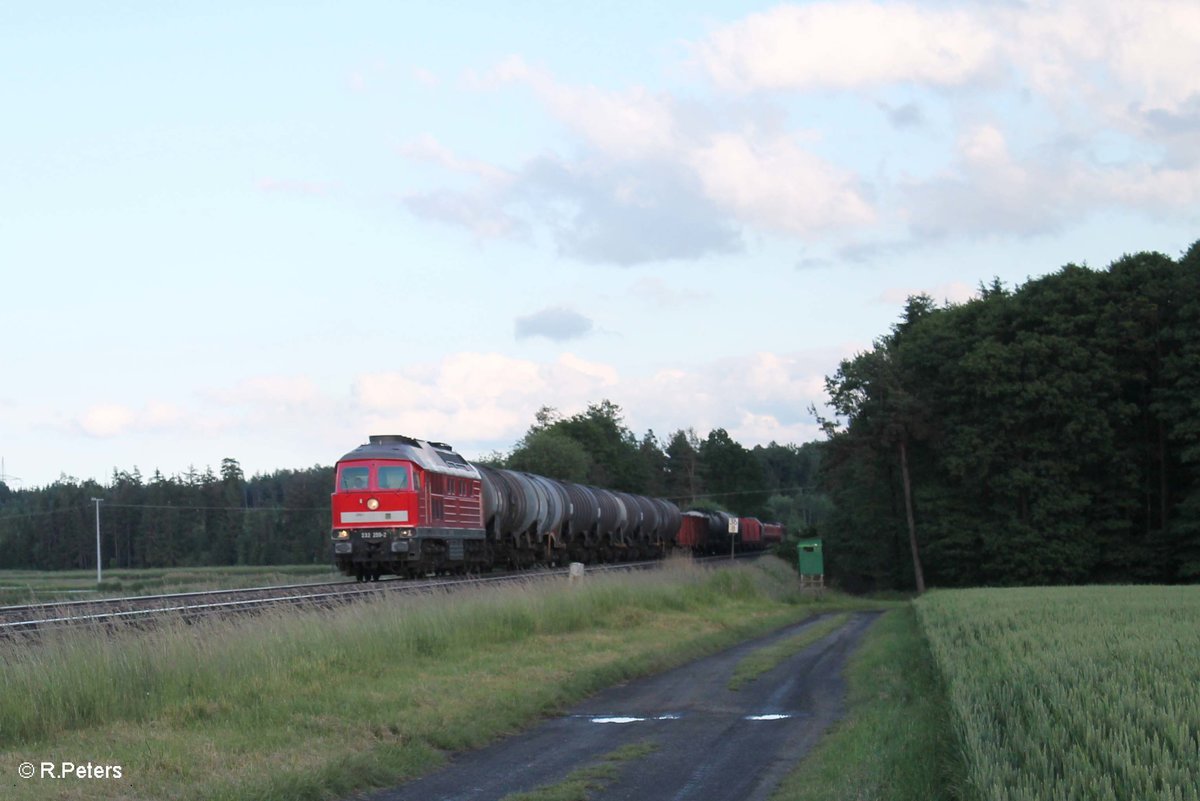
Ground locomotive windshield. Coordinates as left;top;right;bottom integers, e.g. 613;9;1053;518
339;466;369;490
378;465;411;490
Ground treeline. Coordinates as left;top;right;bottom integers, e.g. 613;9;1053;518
0;460;334;570
0;403;824;571
484;399;828;532
820;241;1200;591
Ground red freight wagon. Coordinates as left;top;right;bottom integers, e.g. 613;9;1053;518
761;522;784;544
677;511;710;549
739;517;763;545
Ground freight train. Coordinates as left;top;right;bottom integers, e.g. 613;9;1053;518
330;434;783;581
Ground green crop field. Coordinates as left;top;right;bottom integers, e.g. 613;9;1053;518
916;586;1200;801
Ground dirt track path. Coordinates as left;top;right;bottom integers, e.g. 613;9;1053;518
356;611;881;801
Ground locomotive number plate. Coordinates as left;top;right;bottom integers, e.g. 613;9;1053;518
342;511;409;524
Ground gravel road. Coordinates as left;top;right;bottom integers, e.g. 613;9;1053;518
355;611;881;801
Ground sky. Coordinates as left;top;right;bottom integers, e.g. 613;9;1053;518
2;0;1198;489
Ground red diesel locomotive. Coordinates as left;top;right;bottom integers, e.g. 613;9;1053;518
331;435;486;580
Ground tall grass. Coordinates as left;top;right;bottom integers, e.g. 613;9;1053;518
0;558;848;801
2;562;691;742
916;586;1200;801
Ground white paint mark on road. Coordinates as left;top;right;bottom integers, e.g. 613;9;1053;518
575;713;684;724
744;714;792;721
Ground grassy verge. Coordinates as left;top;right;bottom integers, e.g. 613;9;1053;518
916;586;1200;801
728;613;851;691
501;741;659;801
0;564;342;604
1;557;874;801
771;606;962;801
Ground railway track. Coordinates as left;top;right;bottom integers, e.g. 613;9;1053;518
0;554;758;635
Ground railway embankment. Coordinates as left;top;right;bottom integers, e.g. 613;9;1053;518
0;556;883;801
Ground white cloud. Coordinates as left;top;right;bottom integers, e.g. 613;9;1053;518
400;2;1199;260
613;349;848;447
402;64;875;260
352;352;615;443
696;2;1001;91
696;0;1200;119
960;124;1008;166
397;134;509;182
486;57;679;160
505;66;875;235
78;405;137;438
347;347;844;455
58;347;849;477
557;353;620;387
1010;0;1200;119
694;0;1200;241
729;411;822;448
144;402;186;427
905;122;1200;238
687;131;875;232
74;402;190;439
67;378;340;447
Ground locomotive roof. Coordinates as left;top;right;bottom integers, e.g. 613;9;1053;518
337;434;481;479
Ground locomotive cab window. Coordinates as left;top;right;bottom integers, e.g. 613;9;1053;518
378;465;411;490
339;466;370;491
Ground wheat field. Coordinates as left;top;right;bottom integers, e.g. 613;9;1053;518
916;586;1200;801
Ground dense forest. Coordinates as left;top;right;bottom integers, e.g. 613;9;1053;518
0;404;823;571
0;461;335;570
821;241;1200;591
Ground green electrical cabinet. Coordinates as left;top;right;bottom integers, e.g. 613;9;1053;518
797;539;824;577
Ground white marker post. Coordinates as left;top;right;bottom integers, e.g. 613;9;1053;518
91;497;103;584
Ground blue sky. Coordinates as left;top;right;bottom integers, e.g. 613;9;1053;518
2;0;1198;488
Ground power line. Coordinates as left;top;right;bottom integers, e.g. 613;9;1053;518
0;507;79;522
664;485;813;502
0;503;328;523
103;504;329;513
1;486;820;522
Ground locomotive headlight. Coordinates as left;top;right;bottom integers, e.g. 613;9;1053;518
335;530;350;540
366;498;380;511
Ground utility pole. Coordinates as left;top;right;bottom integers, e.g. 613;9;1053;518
91;497;104;584
0;457;21;486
